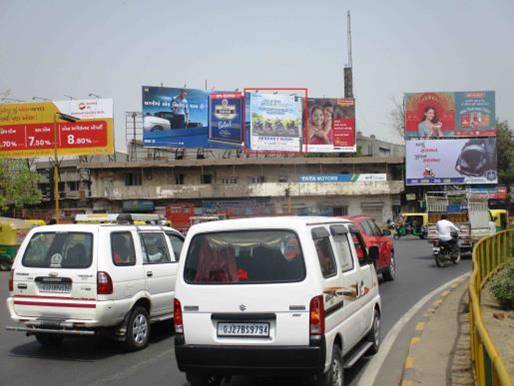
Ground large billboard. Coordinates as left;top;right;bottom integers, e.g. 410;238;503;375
246;92;303;152
404;91;495;139
142;86;240;148
208;92;243;145
305;98;356;152
406;138;497;185
0;99;114;158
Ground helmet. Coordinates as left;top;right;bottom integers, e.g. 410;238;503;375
455;138;496;177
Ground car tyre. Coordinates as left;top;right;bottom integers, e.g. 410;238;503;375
313;344;344;386
35;333;63;347
366;309;381;355
151;125;164;132
189;374;222;386
124;306;150;351
382;251;396;281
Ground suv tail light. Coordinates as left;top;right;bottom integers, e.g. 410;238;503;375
8;270;14;292
309;295;325;336
174;298;184;335
97;271;113;295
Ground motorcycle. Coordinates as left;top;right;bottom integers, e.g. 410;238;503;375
433;231;461;267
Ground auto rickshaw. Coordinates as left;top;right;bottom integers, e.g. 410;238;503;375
0;217;36;271
489;209;509;232
394;213;428;239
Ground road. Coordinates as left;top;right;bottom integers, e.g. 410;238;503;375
0;238;470;386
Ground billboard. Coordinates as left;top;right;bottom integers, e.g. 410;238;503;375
305;98;356;152
142;86;239;148
299;173;386;183
0;99;114;158
208;92;243;145
246;92;303;152
406;138;497;185
404;91;495;139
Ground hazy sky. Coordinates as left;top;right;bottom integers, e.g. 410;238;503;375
1;0;513;150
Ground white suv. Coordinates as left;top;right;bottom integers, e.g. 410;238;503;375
174;217;381;386
6;219;184;350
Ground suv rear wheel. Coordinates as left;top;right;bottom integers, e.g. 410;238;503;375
35;333;63;347
313;344;344;386
124;306;150;351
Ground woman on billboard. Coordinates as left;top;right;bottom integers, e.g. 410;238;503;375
309;105;331;145
418;107;443;138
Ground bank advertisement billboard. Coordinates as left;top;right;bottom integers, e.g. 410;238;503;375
305;98;356;152
404;91;495;139
208;92;243;145
246;92;303;152
142;86;239;148
0;99;114;158
406;138;497;185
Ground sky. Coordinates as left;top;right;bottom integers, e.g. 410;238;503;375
1;0;513;150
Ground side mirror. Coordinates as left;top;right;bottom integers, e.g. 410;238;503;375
382;229;392;236
368;246;379;264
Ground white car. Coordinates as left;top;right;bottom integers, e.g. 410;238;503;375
173;216;381;386
143;115;171;131
6;216;184;350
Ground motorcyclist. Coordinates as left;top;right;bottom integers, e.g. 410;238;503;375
436;214;459;252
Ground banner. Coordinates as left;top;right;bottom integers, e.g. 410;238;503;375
299;173;386;183
247;92;303;152
305;98;356;152
0;99;114;158
406;138;497;185
142;86;239;148
404;91;495;139
208;92;243;145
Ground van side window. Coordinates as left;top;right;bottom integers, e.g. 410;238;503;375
111;232;136;266
167;233;184;261
312;227;337;278
140;233;172;264
333;234;354;272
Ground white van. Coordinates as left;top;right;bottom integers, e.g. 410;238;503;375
6;218;184;351
174;217;381;386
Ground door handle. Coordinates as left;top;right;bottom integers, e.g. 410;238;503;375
146;271;153;277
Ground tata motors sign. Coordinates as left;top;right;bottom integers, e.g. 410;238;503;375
0;99;114;158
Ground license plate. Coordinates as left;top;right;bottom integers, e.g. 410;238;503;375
217;322;270;338
38;283;71;293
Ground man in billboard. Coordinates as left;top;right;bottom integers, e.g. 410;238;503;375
171;89;190;128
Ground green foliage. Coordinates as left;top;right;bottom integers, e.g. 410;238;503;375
490;262;514;310
0;159;42;211
496;120;514;187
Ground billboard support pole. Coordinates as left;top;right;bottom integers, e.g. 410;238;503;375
53;113;60;224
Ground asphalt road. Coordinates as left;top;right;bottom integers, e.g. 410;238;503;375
0;238;471;386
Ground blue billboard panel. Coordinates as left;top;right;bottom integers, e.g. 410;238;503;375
208;92;243;145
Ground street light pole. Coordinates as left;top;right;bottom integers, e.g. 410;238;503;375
53;113;60;223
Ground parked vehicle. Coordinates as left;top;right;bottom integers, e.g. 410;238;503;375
6;214;184;350
393;213;427;239
489;209;509;232
174;216;381;386
432;231;461;267
0;217;38;271
348;215;396;281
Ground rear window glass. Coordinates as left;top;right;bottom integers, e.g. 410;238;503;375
184;230;305;284
22;232;93;269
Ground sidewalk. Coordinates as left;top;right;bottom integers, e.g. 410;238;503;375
401;276;474;386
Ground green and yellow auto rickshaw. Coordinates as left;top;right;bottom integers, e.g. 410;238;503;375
394;213;428;240
0;217;37;271
489;209;509;232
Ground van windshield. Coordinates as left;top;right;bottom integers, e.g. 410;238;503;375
184;230;305;284
22;232;93;269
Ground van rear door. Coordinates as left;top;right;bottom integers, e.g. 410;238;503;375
12;230;97;320
179;229;311;347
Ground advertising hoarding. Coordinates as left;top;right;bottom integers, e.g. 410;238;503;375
142;86;239;148
247;92;303;152
208;92;243;145
305;98;356;152
0;99;114;158
404;91;495;139
406;138;497;186
298;173;386;183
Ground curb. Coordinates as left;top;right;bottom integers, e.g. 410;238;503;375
400;275;470;386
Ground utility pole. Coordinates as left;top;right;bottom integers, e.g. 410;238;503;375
344;11;354;99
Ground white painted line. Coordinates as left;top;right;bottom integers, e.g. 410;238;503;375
357;272;470;386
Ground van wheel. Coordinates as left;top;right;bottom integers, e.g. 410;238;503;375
366;309;381;355
189;374;222;386
124;306;150;351
314;344;344;386
0;260;11;271
382;252;396;281
35;333;63;347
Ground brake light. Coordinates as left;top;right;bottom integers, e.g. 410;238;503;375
174;298;184;335
8;270;14;292
97;271;113;295
309;295;325;336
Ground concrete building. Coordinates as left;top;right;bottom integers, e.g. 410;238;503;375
356;131;404;157
85;156;405;225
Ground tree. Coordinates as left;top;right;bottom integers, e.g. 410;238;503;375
496;120;514;187
0;159;42;212
388;96;405;142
